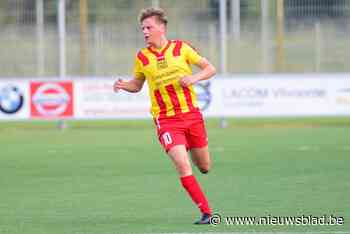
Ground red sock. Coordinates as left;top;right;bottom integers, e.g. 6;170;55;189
180;175;211;215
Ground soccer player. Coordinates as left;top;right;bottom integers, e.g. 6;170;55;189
114;7;216;224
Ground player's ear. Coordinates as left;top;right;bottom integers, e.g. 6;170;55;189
159;23;166;33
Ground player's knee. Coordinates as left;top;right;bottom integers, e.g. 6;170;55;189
177;163;193;177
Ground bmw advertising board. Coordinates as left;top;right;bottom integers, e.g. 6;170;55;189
0;81;30;120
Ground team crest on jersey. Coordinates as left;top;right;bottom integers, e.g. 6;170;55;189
157;57;168;70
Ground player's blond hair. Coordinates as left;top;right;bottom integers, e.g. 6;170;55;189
138;7;168;25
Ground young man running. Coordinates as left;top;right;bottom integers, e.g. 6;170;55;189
114;7;216;224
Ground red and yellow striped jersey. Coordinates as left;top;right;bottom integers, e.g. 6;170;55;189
134;40;202;118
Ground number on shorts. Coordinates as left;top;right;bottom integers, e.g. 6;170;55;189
162;132;172;145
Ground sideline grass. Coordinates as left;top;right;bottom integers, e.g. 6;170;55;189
1;116;350;130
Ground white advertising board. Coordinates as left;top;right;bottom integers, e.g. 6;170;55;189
202;75;350;117
74;79;151;119
0;80;30;120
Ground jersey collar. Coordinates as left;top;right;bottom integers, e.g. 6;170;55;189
148;40;171;60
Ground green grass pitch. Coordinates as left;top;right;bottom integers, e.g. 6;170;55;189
0;117;349;234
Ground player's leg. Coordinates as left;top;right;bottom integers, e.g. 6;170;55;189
187;112;212;174
190;146;211;174
167;145;212;224
167;145;192;177
156;119;212;224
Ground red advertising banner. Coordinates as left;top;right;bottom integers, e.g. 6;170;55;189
30;81;74;118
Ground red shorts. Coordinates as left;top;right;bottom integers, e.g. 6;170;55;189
154;111;208;153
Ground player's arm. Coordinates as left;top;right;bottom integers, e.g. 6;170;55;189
179;58;216;87
113;77;145;93
114;52;147;93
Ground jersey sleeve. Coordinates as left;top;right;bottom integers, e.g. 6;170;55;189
183;42;203;65
133;54;146;80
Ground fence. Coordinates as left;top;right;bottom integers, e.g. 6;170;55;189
0;0;350;77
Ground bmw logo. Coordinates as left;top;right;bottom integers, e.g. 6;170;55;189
0;85;24;114
194;81;211;111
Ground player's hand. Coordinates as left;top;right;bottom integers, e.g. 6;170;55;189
113;78;125;92
179;76;196;87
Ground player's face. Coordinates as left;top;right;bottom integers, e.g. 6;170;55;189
141;16;165;47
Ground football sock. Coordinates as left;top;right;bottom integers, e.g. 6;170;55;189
180;175;211;215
